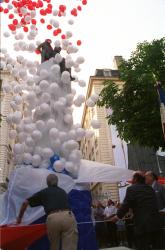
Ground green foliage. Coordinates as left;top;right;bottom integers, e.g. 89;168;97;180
97;38;165;149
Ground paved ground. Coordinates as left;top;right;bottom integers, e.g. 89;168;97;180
101;247;131;250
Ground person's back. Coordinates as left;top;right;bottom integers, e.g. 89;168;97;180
124;183;160;233
28;185;69;215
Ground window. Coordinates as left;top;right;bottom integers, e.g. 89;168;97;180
103;69;112;77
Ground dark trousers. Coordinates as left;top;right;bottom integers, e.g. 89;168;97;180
136;230;164;250
106;222;118;247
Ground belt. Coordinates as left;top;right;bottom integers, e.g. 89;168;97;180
48;209;70;216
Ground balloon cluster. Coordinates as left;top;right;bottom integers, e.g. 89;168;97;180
1;0;88;46
1;0;102;179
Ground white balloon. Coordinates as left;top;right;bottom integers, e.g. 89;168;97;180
3;83;12;93
86;99;95;107
40;69;49;78
53;160;64;172
68;19;74;25
51;139;61;151
9;130;17;139
63;114;73;124
40;103;51;114
36;120;45;131
91;119;101;129
23;153;32;164
14;143;24;154
54;40;61;47
41;92;51;103
40;160;49;169
31;130;42;142
18;132;27;143
52;19;59;27
24;144;34;153
25;137;35;147
78;80;86;87
30;10;36;18
66;94;74;106
65;140;79;151
76;56;85;64
76;128;85;139
61;71;70;85
13;85;22;94
59;132;67;142
91;93;99;103
6;114;13;124
32;154;41;167
65;161;75;172
24;124;35;133
14;95;23;105
51;64;60;73
12;111;22;124
85;130;94;138
55;53;63;63
49;128;58;139
53;101;65;111
49;82;59;94
3;32;10;38
47;119;56;129
68;130;76;140
39;80;49;91
66;31;73;38
42;147;54;159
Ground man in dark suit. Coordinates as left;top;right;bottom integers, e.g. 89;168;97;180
111;172;162;250
145;171;165;211
37;39;54;63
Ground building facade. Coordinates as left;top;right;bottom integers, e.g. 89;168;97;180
0;70;15;186
80;66;124;204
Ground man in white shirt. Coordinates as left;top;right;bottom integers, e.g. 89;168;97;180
104;199;118;247
104;200;117;218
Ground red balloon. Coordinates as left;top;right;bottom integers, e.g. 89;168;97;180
38;1;43;8
77;40;82;46
47;3;52;9
57;28;61;34
53;30;58;36
82;0;87;5
40;18;45;23
23;26;29;32
47;24;52;30
9;14;14;19
8;24;16;31
77;6;82;11
61;34;66;39
4;8;9;14
0;6;4;12
31;19;37;25
5;0;10;3
13;19;18;25
46;8;52;14
71;8;77;17
59;4;66;12
40;9;46;16
35;49;41;54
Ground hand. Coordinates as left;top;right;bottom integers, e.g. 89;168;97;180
110;215;119;223
16;217;22;224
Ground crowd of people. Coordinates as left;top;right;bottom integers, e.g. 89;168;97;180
16;171;165;250
93;171;165;250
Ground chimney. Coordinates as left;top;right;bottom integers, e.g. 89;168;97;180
113;56;123;69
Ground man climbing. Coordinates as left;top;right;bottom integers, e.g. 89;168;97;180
36;39;54;63
54;46;75;81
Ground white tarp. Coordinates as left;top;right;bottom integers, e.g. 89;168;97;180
0;161;133;225
76;160;133;183
0;166;75;225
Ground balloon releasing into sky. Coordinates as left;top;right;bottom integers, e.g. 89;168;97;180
0;0;87;44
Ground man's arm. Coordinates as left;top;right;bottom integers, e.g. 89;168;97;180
111;187;134;223
36;42;44;52
17;200;29;224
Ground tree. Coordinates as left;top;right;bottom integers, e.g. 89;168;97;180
97;38;165;149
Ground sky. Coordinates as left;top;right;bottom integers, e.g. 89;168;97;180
1;0;165;123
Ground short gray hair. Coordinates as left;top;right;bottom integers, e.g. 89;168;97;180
47;174;58;187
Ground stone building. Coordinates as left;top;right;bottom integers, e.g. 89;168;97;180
0;69;15;188
80;60;124;204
